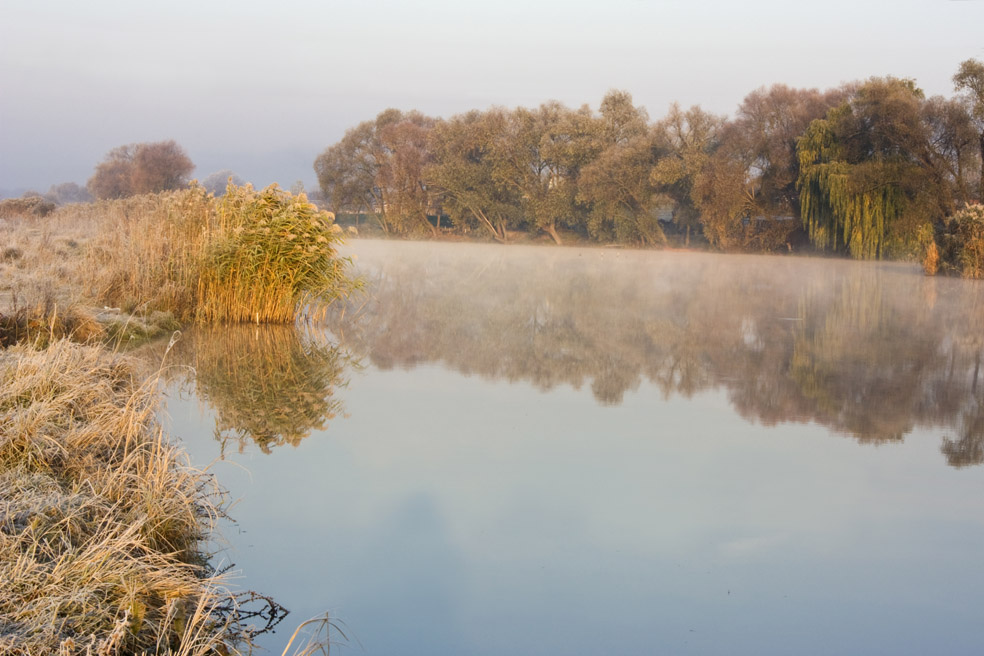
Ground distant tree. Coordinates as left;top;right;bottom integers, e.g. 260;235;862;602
922;95;977;206
377;112;438;235
88;145;136;199
693;85;843;250
494;102;598;244
314;109;437;235
427;109;523;242
314;110;399;231
797;77;951;259
45;182;92;205
650;103;725;244
201;170;245;196
953;58;984;200
87;140;194;199
579;92;666;245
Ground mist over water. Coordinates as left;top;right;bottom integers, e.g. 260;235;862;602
333;240;984;463
156;241;984;655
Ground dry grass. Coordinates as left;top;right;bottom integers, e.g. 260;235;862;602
1;184;359;341
0;186;353;653
0;340;263;655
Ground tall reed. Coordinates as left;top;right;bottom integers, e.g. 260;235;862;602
196;184;357;323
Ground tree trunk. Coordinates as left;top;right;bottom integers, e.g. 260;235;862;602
979;132;984;202
545;222;563;245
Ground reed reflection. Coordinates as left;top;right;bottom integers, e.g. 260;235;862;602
333;241;984;466
154;325;352;454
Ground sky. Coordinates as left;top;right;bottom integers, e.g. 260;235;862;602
2;0;983;195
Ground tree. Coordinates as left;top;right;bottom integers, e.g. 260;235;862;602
922;95;977;206
201;170;246;196
377;111;438;235
314;109;435;234
650;103;725;244
88;145;136;199
579;92;666;245
494;102;598;244
427;109;523;242
45;182;92;205
953;58;984;200
797;77;951;259
692;85;843;250
87;140;194;199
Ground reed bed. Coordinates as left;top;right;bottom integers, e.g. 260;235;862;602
0;340;261;655
2;183;358;342
196;185;358;324
81;184;358;325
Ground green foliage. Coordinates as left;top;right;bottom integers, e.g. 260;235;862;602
198;184;358;323
797;78;944;259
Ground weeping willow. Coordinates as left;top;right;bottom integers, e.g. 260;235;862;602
797;119;906;260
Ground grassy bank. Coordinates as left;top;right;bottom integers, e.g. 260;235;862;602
0;185;357;652
0;340;266;655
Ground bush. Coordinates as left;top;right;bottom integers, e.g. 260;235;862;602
926;204;984;278
0;197;56;219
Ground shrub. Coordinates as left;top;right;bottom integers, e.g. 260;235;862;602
0;197;56;219
927;204;984;278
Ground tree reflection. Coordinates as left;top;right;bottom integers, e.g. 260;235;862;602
331;242;984;466
151;325;351;454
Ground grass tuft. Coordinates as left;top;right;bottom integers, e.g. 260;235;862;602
0;340;261;655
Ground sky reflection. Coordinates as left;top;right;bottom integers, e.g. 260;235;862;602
155;243;984;654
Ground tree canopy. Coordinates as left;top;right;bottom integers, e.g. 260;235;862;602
88;140;194;199
314;61;984;260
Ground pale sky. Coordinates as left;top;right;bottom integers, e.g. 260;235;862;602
2;0;982;195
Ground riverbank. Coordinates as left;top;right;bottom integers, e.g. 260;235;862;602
0;340;268;654
0;187;355;653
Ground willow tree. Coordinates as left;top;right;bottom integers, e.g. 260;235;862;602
796;77;944;259
426;109;522;242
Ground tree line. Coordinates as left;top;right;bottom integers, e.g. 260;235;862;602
314;60;984;259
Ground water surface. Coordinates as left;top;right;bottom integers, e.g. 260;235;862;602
156;240;984;655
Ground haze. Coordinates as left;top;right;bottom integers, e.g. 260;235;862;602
2;0;982;195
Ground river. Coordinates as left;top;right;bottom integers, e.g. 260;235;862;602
152;240;984;655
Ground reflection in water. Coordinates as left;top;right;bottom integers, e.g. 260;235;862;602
332;241;984;466
151;325;352;454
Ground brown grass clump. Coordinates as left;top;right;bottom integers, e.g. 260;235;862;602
0;340;260;655
0;196;56;219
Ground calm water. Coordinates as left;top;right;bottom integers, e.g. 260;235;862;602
153;240;984;655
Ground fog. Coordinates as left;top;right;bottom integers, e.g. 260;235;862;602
328;240;984;462
2;0;983;194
